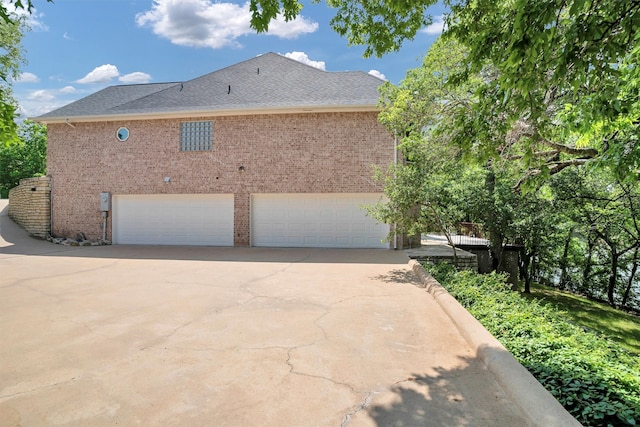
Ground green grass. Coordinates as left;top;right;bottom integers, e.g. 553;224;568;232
525;283;640;355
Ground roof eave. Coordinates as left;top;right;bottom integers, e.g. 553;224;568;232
32;104;380;124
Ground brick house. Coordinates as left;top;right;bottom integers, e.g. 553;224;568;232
34;53;398;248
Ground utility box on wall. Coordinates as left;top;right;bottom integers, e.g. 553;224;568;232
100;192;111;211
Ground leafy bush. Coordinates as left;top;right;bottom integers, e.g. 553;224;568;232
427;263;640;426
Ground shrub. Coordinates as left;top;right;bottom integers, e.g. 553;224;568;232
427;264;640;426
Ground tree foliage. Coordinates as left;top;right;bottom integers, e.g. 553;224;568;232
374;31;640;309
368;38;484;259
1;1;53;146
0;15;25;146
445;0;640;186
0;120;47;198
550;168;640;308
250;0;438;58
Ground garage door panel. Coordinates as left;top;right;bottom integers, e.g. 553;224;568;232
252;193;388;249
113;194;234;246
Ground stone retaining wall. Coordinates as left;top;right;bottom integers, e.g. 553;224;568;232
406;244;479;272
418;254;479;272
8;176;51;239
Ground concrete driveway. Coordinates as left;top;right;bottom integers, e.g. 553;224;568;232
0;206;533;427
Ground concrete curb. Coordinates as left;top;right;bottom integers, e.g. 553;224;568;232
409;260;582;427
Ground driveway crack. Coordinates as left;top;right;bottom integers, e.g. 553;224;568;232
341;391;376;427
0;376;79;402
284;347;358;393
339;376;423;426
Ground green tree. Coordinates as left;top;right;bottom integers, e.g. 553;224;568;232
473;165;565;293
0;120;47;198
367;130;485;265
553;168;640;308
372;37;564;283
445;0;640;185
0;16;25;146
1;1;53;146
368;37;484;263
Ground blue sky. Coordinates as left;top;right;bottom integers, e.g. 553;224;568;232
10;0;445;119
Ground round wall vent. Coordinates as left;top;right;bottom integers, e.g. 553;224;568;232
116;127;129;142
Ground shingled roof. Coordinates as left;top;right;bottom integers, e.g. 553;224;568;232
35;53;385;123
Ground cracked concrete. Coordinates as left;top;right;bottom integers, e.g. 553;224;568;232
1;213;536;427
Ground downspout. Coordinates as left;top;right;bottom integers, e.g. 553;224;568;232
102;212;107;241
49;175;53;238
393;134;398;250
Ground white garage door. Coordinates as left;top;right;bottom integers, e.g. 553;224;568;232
251;193;389;248
113;194;234;246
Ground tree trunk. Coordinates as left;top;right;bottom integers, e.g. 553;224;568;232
621;246;639;308
520;250;531;293
530;249;538;283
582;234;596;294
442;228;459;268
607;244;618;308
559;227;574;289
484;165;503;271
427;204;458;267
524;251;533;293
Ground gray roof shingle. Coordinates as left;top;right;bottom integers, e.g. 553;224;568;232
35;53;385;122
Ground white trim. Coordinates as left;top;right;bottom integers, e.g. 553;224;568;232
32;105;380;124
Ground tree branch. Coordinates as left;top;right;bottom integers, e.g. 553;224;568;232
503;150;558;161
540;140;599;157
513;158;592;191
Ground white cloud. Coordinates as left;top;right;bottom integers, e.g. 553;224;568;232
75;64;153;85
368;70;386;80
18;99;68;119
16;86;84;118
76;64;120;84
422;15;445;35
119;72;153;84
283;52;325;70
27;89;55;102
16;72;40;83
266;14;318;39
63;32;73;40
25;10;48;31
20;65;152;119
136;0;317;49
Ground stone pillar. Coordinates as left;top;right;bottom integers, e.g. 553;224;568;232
500;245;522;290
395;232;421;249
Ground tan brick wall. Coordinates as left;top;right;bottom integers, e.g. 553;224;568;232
46;112;395;244
8;176;51;239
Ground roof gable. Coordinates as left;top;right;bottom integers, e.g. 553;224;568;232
35;53;385;122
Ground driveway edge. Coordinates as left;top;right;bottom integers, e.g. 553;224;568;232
409;260;581;427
